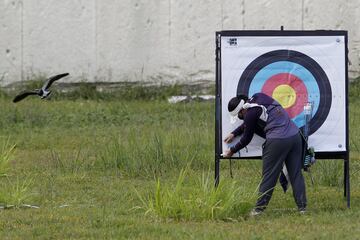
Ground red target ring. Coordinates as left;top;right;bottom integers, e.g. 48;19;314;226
261;73;308;118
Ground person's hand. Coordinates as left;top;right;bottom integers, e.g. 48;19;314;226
224;133;235;144
221;149;233;158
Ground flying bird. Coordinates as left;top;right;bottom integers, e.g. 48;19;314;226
13;73;69;103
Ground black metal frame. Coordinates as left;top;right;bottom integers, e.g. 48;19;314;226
215;30;350;208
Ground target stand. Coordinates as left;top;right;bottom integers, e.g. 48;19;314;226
215;30;350;207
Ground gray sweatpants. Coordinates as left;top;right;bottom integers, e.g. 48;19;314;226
255;132;307;211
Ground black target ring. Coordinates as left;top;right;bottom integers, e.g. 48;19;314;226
237;50;332;135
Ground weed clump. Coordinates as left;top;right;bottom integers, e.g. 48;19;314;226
135;167;256;221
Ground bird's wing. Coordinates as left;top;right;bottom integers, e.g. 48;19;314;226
42;73;69;91
13;90;39;103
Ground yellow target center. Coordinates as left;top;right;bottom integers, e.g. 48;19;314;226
272;85;297;108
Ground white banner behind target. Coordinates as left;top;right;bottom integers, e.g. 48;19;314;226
220;34;347;157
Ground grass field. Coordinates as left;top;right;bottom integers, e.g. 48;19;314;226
0;83;360;239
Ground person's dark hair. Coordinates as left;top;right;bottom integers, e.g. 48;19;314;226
227;94;248;112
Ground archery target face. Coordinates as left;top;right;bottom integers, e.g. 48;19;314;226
221;35;346;157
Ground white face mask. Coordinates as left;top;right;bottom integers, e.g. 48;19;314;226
229;99;245;124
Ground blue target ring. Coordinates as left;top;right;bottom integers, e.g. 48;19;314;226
237;50;332;135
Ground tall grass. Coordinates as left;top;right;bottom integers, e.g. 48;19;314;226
312;160;343;187
0;96;214;179
0;177;33;207
97;127;212;177
0;138;16;176
135;167;257;221
53;82;189;101
0;138;33;207
49;148;96;174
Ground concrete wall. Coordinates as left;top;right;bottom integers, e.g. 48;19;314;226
1;0;360;86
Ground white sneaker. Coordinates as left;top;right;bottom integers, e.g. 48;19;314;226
249;209;263;217
298;207;306;214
